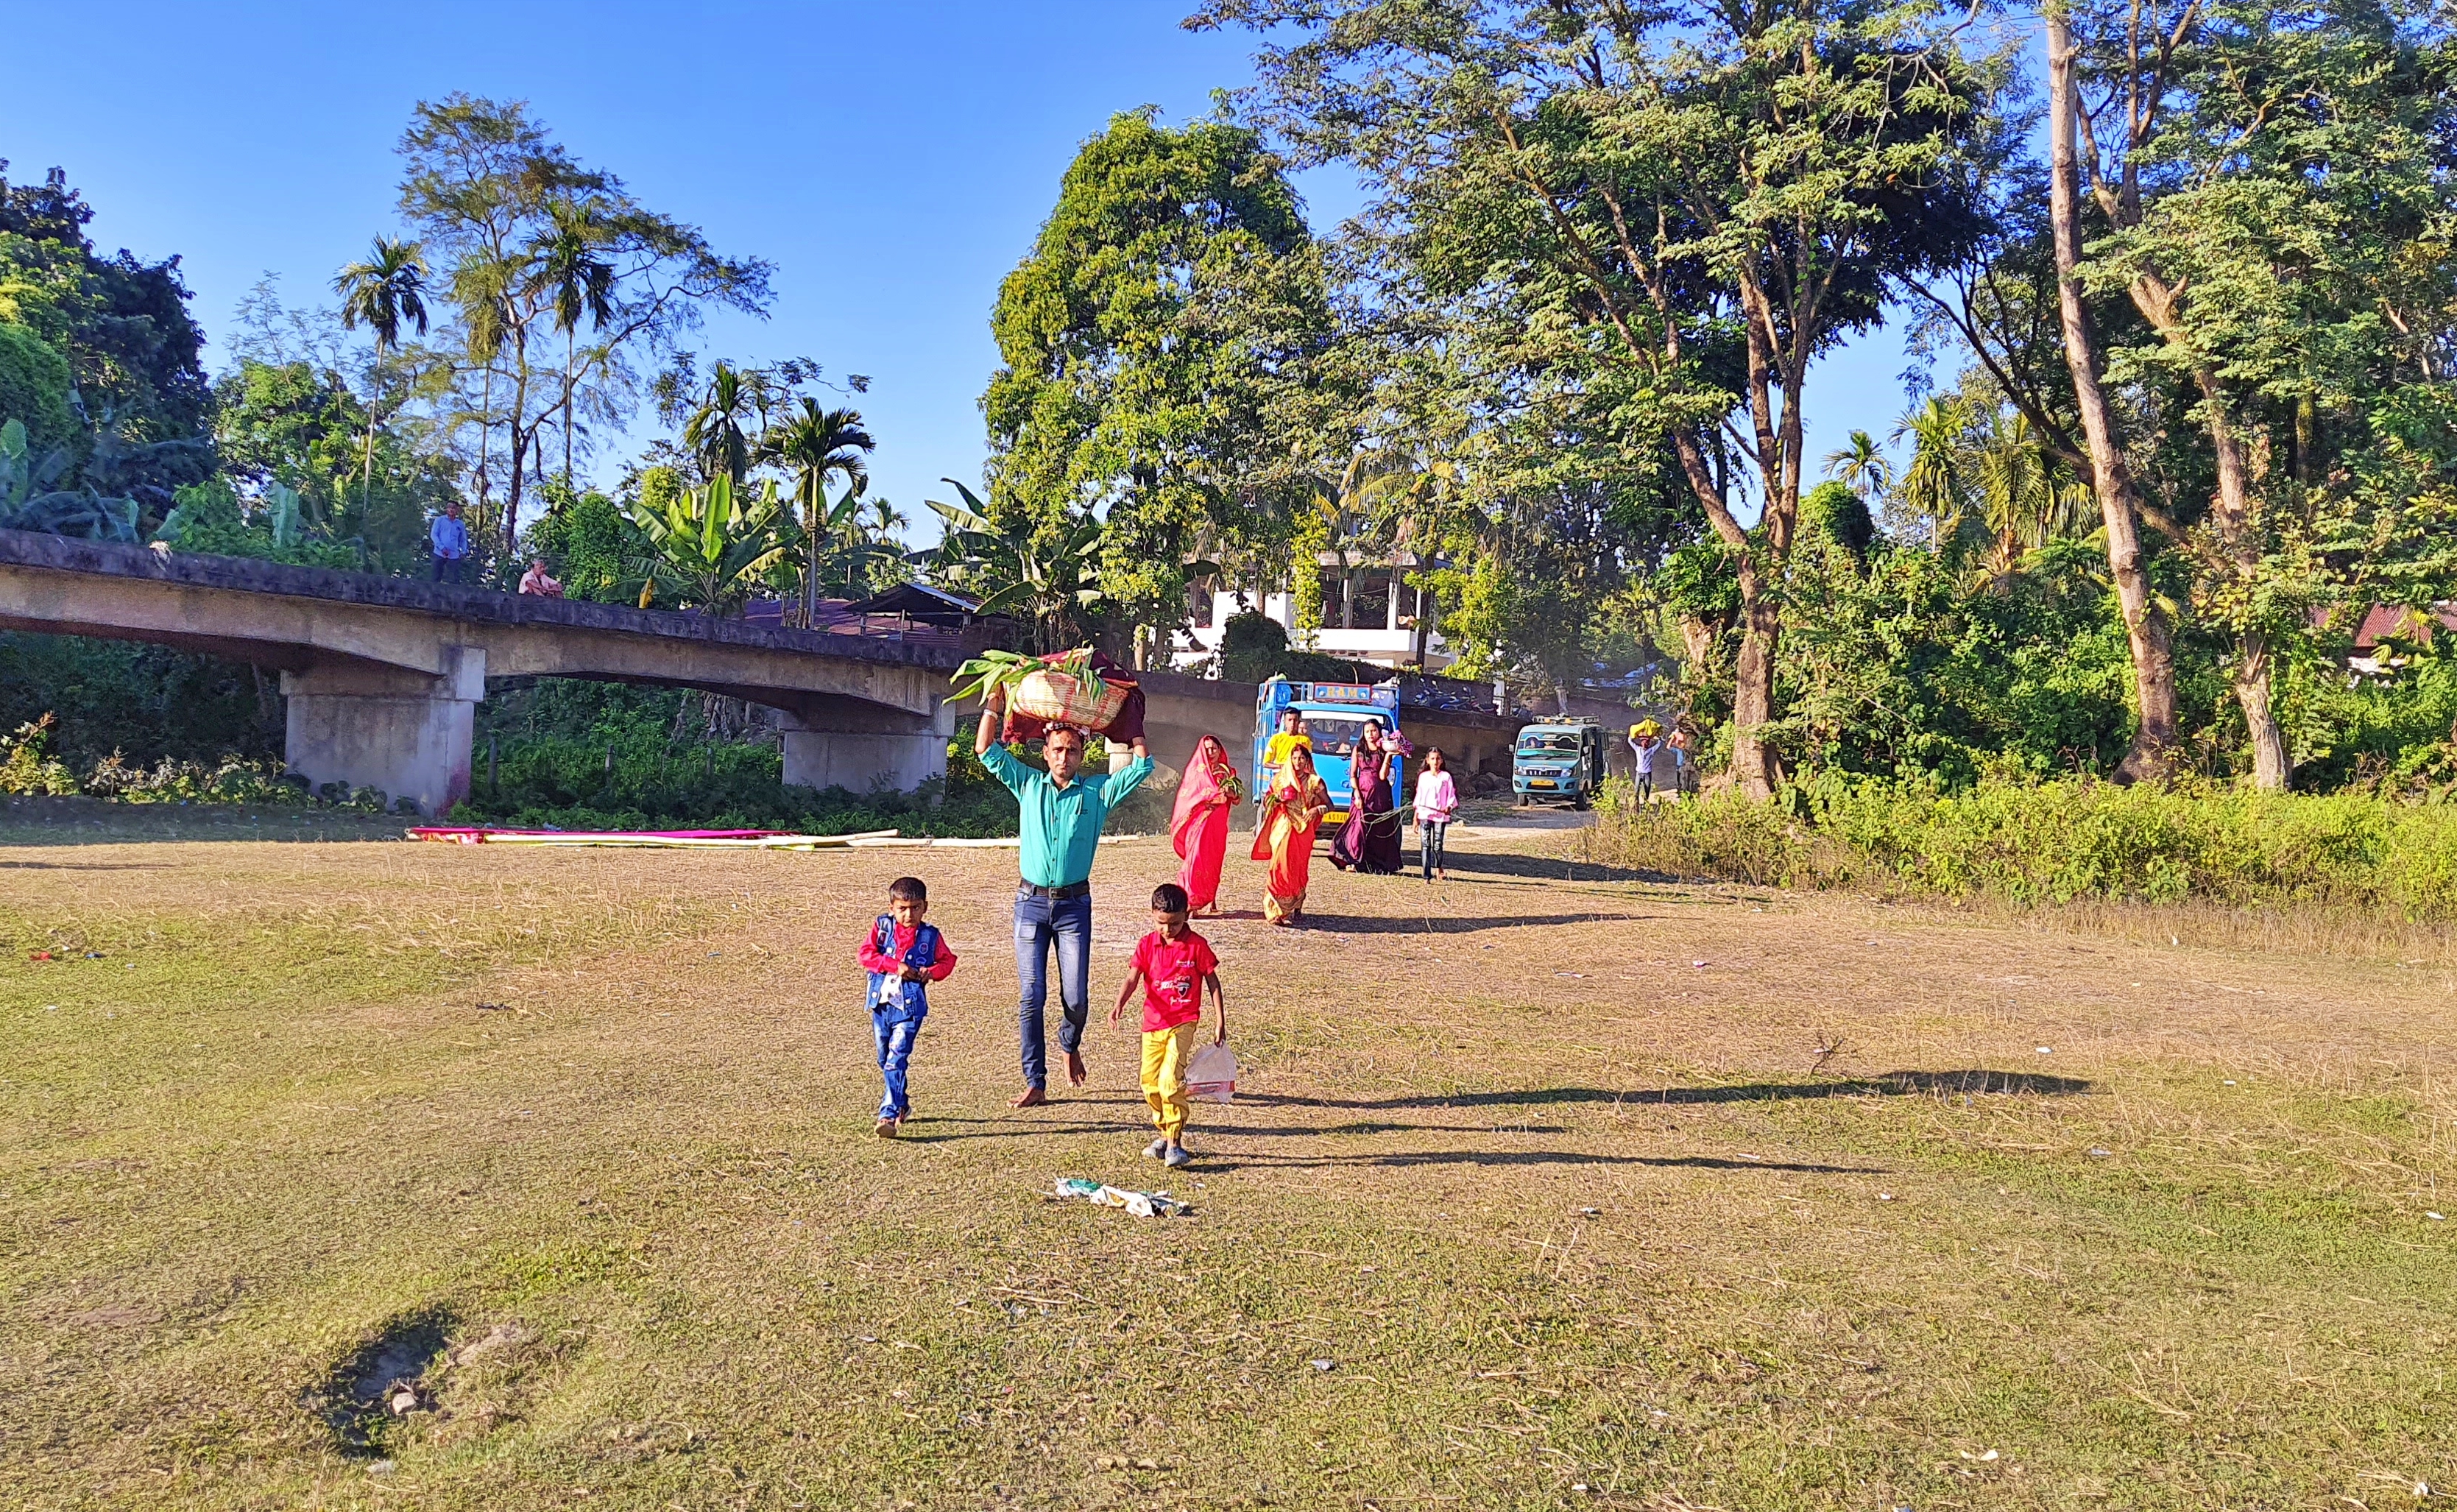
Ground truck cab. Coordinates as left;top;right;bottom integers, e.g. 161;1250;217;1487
1513;720;1606;808
1254;676;1404;822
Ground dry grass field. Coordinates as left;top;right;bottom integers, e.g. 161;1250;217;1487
1;812;2451;1510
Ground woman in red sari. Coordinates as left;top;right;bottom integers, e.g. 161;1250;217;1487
1251;746;1332;926
1170;734;1240;916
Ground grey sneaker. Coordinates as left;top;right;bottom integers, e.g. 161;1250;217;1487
1162;1142;1193;1168
1144;1138;1169;1160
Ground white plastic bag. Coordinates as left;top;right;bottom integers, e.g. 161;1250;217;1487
1186;1040;1238;1104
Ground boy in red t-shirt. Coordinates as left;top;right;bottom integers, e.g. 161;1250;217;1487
1109;882;1225;1169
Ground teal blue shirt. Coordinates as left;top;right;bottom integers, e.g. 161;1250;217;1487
980;744;1153;887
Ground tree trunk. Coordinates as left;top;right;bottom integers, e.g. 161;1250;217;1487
1729;567;1783;798
474;364;495;524
2235;628;2290;789
563;328;577;491
505;331;534;559
2048;7;2180;783
2196;370;2290;789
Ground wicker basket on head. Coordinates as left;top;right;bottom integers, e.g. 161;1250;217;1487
1008;666;1131;734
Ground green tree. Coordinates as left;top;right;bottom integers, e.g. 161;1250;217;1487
0;322;76;461
927;479;1109;652
395;96;771;554
524;481;634;601
760;398;875;619
981;109;1334;647
1892;398;1974;548
621;470;793;614
332;236;431;515
523;199;616;490
1203;0;2003;795
0;161;213;452
1823;430;1892;503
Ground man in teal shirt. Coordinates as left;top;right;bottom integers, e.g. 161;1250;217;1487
976;688;1151;1106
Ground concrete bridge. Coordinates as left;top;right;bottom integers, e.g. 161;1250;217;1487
1;529;1642;819
0;531;975;815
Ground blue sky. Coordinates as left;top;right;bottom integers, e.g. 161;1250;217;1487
5;1;1920;538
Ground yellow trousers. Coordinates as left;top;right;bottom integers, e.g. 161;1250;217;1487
1140;1022;1197;1142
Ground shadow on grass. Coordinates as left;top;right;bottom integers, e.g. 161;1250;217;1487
894;1113;1574;1144
1239;1070;2092;1112
308;1305;456;1458
1434;849;1669;885
0;797;404;847
0;860;177;869
1198;1149;1882;1174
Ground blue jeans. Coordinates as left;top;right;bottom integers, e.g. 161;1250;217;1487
873;1006;924;1119
1013;889;1092;1089
431;553;467;584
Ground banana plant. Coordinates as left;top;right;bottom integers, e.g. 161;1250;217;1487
618;473;794;615
0;418;140;543
925;479;1112;652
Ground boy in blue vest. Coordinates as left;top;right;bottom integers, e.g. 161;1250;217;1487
857;877;958;1137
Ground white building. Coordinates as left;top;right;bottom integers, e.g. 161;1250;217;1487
1171;553;1453;673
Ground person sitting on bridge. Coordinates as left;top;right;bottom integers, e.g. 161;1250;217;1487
975;686;1152;1106
430;501;470;585
517;557;564;598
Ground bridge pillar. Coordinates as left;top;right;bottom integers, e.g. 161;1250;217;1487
282;649;485;817
773;699;955;795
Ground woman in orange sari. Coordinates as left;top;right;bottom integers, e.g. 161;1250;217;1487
1170;734;1240;916
1251;745;1332;926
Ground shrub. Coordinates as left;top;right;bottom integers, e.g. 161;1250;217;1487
0;322;78;462
1580;776;2457;919
1;713;309;805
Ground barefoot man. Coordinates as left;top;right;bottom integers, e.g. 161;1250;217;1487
976;687;1153;1106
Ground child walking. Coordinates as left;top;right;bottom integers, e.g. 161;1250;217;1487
857;877;958;1137
1110;883;1224;1170
1413;746;1459;881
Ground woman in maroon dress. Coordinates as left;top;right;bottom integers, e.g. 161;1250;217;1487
1329;722;1404;875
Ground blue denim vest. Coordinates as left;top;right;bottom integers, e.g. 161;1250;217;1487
867;916;941;1020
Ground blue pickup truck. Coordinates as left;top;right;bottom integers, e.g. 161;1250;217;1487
1253;676;1404;822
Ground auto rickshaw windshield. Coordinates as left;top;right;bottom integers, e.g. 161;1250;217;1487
1302;714;1382;757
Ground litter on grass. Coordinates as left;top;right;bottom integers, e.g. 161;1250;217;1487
1052;1176;1193;1218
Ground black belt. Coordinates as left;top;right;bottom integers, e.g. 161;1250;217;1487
1019;880;1092;900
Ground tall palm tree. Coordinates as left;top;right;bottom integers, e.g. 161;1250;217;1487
332;237;430;515
864;496;908;545
682;363;760;488
762;400;876;621
1822;428;1892;500
525;200;616;490
1891;398;1973;550
450;250;516;548
1976;413;2096;582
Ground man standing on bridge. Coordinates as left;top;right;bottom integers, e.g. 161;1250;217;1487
975;686;1152;1106
430;501;470;585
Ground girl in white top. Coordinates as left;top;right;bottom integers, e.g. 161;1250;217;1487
1412;747;1460;882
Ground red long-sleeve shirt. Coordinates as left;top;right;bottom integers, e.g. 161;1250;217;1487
858;920;958;981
